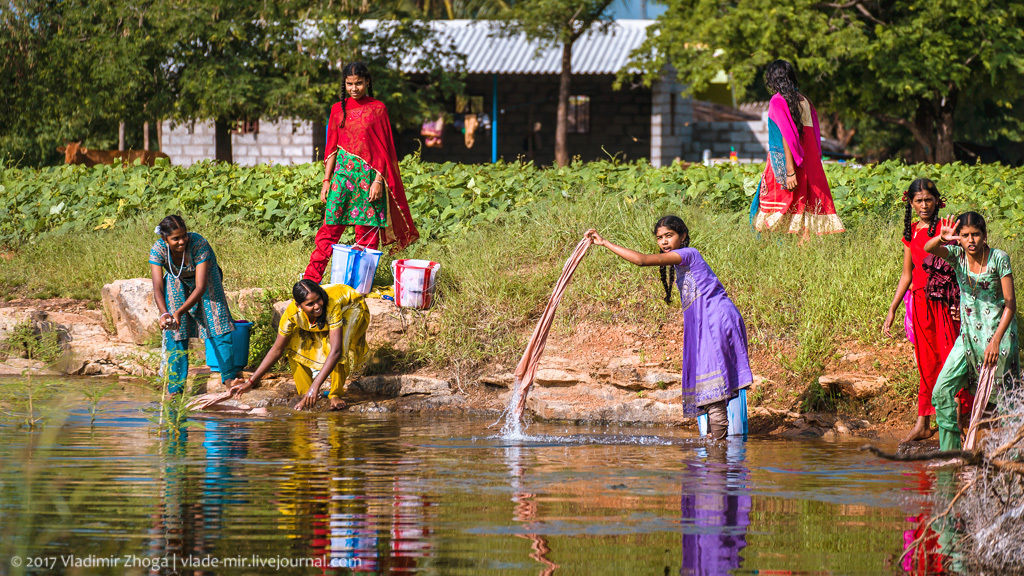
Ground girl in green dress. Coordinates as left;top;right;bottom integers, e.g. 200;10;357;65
925;212;1019;451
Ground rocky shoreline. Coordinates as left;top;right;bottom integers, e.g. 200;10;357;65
0;279;913;442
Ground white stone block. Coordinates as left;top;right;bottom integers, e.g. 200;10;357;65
260;146;283;157
283;146;307;158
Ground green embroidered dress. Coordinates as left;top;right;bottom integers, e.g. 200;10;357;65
326;148;387;228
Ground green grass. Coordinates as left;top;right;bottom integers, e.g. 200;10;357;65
2;185;1024;390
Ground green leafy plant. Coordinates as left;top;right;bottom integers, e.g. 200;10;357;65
80;382;118;426
0;321;63;364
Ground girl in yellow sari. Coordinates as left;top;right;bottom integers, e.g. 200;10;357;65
232;280;369;410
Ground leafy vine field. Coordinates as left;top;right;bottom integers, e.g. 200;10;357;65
3;157;1024;247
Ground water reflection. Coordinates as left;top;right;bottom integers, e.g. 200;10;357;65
506;445;559;576
901;470;966;576
681;440;750;576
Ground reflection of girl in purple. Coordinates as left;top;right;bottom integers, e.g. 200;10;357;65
681;442;750;575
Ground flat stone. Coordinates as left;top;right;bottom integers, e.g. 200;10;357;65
101;279;159;345
819;373;889;399
534;368;587;387
350;374;451;397
641;370;678;389
480;373;515;388
607;356;640;370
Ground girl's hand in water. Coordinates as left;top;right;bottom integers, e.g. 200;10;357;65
937;217;961;243
585;229;607;246
294;386;320;410
229;378;255;397
983;339;1000;367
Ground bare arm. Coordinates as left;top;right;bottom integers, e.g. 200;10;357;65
984;274;1016;366
782;139;797;190
586;229;682;267
883;244;914;337
320;154;338;203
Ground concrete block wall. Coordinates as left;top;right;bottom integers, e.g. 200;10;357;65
685;112;769;161
650;73;693;167
160;119;315;166
400;73;652;165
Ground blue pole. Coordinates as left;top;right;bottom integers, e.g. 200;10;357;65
491;74;498;164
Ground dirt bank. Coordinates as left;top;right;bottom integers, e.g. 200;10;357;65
0;296;926;443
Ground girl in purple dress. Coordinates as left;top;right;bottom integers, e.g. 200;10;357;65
587;216;753;439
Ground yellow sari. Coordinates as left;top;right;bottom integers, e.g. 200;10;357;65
278;284;370;387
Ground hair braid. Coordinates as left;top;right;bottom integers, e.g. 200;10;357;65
902;200;914;242
660;266;673;304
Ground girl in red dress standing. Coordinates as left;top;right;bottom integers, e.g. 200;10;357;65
303;62;418;283
883;178;963;442
750;59;844;237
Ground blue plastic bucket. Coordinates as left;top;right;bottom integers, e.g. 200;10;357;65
697;388;748;437
330;244;382;294
205;320;252;372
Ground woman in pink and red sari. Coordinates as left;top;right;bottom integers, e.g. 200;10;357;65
750;59;844;237
303;62;419;283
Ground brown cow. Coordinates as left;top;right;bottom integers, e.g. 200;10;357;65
57;141;169;166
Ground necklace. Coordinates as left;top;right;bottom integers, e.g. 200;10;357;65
166;241;188;280
964;246;989;296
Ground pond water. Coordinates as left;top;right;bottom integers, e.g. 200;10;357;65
0;379;962;575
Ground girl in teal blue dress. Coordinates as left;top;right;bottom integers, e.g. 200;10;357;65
925;212;1019;450
149;215;238;394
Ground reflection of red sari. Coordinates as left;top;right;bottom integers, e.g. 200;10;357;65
752;94;844;236
326;97;419;252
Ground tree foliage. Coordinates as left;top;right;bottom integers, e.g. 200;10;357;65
0;0;464;165
631;0;1024;163
497;0;616;167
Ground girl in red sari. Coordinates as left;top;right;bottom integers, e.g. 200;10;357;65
883;179;962;442
303;62;419;283
750;59;844;237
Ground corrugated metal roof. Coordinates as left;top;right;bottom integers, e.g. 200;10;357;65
398;19;655;75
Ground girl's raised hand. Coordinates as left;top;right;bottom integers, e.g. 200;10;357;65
937;216;960;242
585;229;607;246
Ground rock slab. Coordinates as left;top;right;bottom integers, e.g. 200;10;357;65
102;279;159;345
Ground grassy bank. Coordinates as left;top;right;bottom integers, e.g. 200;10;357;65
4;160;1024;401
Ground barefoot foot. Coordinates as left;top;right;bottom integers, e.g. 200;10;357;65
901;426;936;443
329;398;347;411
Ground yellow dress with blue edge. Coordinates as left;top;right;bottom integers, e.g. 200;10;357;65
278;284;370;399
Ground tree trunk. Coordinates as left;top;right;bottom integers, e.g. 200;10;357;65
555;41;572;168
156;120;163;152
934;90;958;164
143;121;150;151
215;118;233;163
118;121;125;151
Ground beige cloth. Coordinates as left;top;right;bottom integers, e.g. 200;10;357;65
509;236;593;420
964;363;996;450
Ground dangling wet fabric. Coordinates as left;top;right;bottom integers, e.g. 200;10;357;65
506;236;593;423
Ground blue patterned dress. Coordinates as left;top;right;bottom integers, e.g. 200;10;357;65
673;248;753;416
148;232;234;342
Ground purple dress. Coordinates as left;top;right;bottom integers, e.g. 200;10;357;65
673;248;753;416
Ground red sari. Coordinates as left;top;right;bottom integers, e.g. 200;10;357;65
303;97;418;283
905;225;960;417
326;97;418;251
752;94;844;236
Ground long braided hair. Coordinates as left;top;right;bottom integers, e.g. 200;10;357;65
339;61;374;130
764;59;803;131
655;215;690;304
902;178;944;242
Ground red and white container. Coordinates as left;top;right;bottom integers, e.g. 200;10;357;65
391;259;441;309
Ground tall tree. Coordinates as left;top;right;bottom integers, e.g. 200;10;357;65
630;0;1024;164
499;0;615;167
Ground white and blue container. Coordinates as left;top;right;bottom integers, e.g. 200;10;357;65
330;244;383;295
